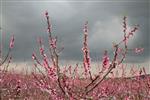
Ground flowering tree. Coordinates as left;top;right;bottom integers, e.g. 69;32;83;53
31;12;148;99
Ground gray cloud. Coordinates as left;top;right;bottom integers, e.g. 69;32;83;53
0;0;149;64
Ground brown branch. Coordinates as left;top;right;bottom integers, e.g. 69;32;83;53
85;45;119;94
0;48;11;66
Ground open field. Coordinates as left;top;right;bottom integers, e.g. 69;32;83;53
0;71;150;100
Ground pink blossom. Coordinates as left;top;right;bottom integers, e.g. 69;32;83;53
48;67;57;81
126;25;139;39
40;46;44;55
102;50;110;69
50;37;57;49
134;47;144;54
45;11;48;17
32;52;37;60
125;96;130;100
9;35;15;49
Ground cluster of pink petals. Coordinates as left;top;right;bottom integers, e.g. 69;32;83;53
50;37;57;49
134;47;144;54
32;52;37;60
47;66;57;81
102;50;110;69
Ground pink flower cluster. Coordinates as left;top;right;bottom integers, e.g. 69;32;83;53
102;50;110;69
50;37;57;49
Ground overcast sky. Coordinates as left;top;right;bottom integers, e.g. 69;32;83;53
0;0;149;68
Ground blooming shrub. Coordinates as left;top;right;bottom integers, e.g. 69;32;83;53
31;12;149;99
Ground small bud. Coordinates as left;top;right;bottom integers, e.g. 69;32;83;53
83;21;88;34
45;11;48;17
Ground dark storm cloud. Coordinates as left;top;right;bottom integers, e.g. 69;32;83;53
0;0;149;63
